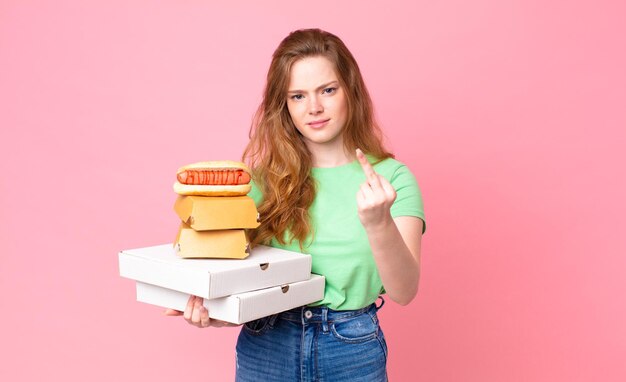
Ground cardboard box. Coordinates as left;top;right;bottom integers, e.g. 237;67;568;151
174;195;260;230
135;274;325;324
175;223;249;259
119;244;313;299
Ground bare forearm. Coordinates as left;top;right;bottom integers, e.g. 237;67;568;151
365;218;421;305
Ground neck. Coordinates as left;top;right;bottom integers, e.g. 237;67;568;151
308;143;354;168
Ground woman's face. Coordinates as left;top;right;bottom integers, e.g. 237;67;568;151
286;56;348;153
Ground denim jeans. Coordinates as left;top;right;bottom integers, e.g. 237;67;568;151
235;301;388;381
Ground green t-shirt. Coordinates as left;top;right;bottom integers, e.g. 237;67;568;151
248;157;425;310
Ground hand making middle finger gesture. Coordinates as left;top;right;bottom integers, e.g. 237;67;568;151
355;148;397;230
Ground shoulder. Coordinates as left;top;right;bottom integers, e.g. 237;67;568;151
377;157;426;230
373;157;417;185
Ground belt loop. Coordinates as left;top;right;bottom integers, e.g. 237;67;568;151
268;313;278;327
321;307;329;332
376;296;385;311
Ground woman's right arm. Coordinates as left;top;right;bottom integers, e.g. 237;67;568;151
164;295;239;328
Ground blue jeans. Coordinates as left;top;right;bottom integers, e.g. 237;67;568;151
235;301;388;381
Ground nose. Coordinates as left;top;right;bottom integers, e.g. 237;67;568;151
308;96;323;115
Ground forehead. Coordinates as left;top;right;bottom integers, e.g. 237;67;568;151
288;56;339;90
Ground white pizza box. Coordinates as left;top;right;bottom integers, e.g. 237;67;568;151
136;274;325;324
119;244;312;299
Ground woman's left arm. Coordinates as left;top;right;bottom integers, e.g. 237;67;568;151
355;149;423;305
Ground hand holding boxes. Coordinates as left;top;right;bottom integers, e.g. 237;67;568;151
119;244;325;324
118;160;325;324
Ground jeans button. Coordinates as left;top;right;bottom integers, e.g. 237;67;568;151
304;310;313;319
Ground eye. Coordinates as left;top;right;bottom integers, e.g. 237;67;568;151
322;87;338;95
290;94;304;101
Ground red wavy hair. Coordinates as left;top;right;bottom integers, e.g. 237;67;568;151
243;28;393;248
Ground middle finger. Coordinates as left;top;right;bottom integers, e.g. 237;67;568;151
356;149;382;189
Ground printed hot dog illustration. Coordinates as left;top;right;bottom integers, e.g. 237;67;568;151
177;169;251;186
173;160;252;196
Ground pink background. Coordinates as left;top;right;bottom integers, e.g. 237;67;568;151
1;1;625;381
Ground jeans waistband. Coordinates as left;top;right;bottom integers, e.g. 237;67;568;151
279;297;384;325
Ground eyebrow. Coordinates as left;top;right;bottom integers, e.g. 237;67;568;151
287;81;339;94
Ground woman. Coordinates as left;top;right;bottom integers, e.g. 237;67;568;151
167;28;425;381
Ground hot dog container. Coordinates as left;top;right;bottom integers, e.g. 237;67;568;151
174;223;250;259
174;195;260;231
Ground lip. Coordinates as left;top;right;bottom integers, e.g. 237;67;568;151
307;119;330;128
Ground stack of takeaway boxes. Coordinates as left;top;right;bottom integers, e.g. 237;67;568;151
119;193;325;324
